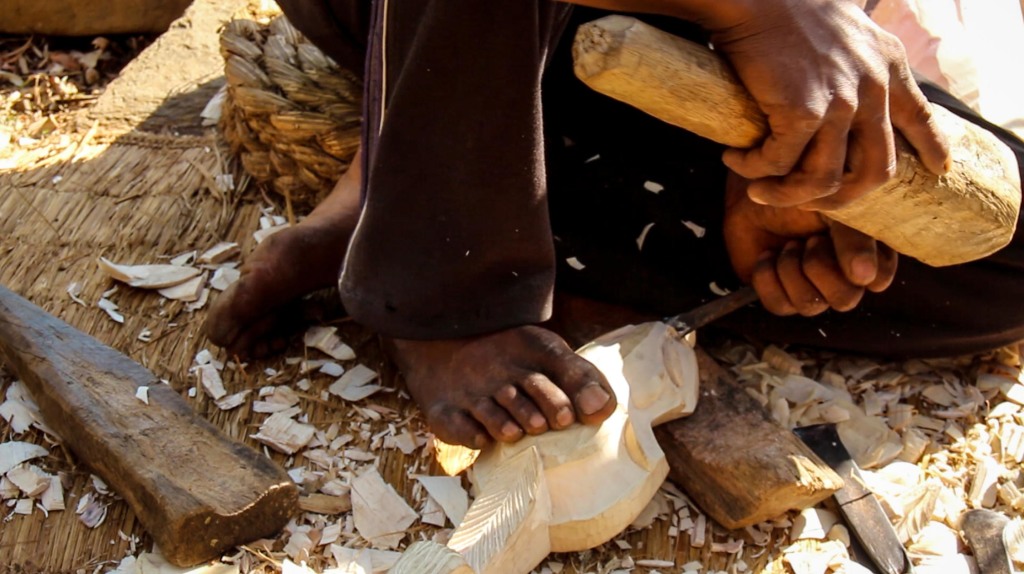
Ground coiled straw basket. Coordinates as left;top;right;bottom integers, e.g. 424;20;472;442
219;15;362;208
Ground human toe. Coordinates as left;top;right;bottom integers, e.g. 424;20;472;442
517;372;575;430
540;346;617;425
494;383;549;435
468;397;524;443
426;405;490;449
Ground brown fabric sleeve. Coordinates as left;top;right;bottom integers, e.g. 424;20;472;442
338;0;573;339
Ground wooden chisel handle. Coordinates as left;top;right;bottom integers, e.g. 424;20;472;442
573;15;1021;267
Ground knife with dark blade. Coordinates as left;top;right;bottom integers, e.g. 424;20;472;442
794;423;914;574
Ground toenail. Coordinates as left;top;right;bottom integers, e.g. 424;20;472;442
502;421;523;438
556;407;574;427
529;413;546;430
578;384;612;416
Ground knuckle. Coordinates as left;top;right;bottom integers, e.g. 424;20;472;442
908;101;935;125
765;159;793;176
789;105;827;128
854;156;896;188
831;93;858;116
801;257;832;282
882;32;908;59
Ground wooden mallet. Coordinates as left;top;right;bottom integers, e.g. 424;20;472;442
573;15;1021;267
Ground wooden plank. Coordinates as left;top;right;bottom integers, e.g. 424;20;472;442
656;350;843;529
573;15;1021;267
0;285;298;567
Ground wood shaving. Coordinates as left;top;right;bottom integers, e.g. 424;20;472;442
330;545;401;573
284;530;316;562
196;363;226;400
96;257;201;289
329;365;382;402
158;273;206;301
432;439;481;477
251;411;315;455
304;326;357;361
682;220;707;238
0;442;48;475
39;475;64;512
75;492;107;528
351;468;418;549
643;181;664;193
790;508;838;540
13;498;33;515
319;362;345;377
635;222;655;251
66;282;88;306
198;242;240;264
0;476;18;499
414;475;470;527
210;267;241;291
168;251;196;267
7;466;49;497
0;391;38;435
298;493;352;515
186;288;210;311
97;297;124;323
214;390;251;411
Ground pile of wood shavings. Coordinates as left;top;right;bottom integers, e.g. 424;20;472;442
1;33;152;168
0;374;125;534
697;339;1024;573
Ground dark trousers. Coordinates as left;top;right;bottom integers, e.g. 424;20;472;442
277;0;1024;358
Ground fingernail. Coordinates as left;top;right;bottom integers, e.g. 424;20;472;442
578;384;612;416
852;255;876;284
556;407;575;427
473;434;488;449
748;191;769;205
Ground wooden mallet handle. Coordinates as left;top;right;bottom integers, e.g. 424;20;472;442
573;15;1021;267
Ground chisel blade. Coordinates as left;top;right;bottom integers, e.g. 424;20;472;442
663;286;759;336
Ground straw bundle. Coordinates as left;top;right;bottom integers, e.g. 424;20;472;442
219;16;362;207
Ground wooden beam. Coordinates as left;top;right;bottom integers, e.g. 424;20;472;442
0;285;298;566
656;350;843;529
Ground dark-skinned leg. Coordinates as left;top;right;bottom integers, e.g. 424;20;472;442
335;0;617;449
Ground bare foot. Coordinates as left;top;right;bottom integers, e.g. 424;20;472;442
387;326;618;448
205;155;362;357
